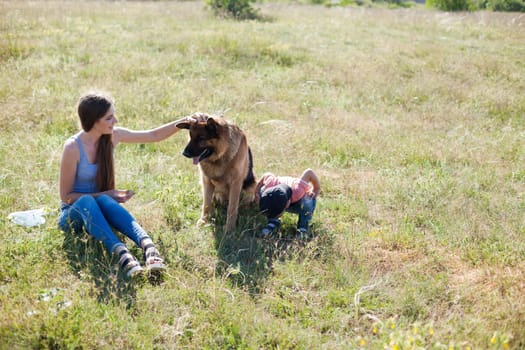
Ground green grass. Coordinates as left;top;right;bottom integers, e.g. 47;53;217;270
1;1;525;349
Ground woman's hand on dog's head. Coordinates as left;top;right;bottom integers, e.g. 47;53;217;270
191;112;208;122
174;113;208;129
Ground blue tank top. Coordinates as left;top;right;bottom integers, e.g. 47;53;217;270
73;135;99;193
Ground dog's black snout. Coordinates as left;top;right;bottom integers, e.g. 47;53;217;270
182;149;192;158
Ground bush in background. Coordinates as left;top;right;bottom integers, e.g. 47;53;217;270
310;0;523;11
427;0;475;10
206;0;261;19
490;0;525;11
325;0;413;7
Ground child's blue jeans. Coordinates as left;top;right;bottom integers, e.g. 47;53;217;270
264;195;317;233
287;195;317;231
58;194;150;253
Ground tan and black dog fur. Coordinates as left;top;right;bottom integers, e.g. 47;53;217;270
177;115;256;232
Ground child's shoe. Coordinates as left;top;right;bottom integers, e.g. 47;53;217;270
259;218;281;238
297;228;310;240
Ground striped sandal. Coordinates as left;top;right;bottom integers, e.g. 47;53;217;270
116;246;144;278
143;242;166;272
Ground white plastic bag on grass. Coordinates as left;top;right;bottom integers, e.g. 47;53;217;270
8;208;46;227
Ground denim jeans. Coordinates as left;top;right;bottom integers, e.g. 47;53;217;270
58;194;150;253
263;195;316;233
286;195;316;231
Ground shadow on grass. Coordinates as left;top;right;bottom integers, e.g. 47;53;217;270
210;204;333;295
61;229;143;308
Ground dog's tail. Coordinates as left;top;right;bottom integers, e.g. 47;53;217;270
242;147;256;189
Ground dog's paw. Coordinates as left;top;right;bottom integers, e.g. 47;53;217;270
196;217;208;226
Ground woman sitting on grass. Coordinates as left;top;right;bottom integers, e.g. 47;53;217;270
58;91;197;278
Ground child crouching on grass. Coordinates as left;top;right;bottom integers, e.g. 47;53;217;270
256;168;321;239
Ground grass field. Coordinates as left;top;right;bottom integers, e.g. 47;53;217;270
1;1;524;349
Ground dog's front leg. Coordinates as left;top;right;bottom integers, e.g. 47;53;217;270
198;176;214;226
224;180;243;232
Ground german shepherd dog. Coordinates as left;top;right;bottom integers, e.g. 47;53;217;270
177;115;256;232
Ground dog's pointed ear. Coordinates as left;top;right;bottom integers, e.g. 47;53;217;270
206;117;218;136
176;121;190;129
206;117;217;127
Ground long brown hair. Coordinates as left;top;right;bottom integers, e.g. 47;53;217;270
77;92;115;192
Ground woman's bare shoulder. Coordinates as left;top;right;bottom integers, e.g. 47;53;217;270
62;136;79;158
